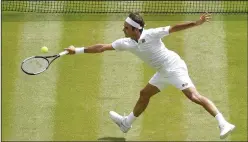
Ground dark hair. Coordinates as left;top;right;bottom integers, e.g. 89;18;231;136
128;12;145;33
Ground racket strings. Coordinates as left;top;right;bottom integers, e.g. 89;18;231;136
22;57;49;74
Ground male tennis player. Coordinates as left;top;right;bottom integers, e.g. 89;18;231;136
65;12;235;139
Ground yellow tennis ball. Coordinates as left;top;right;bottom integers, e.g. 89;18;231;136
41;46;48;53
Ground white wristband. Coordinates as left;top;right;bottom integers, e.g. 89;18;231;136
75;47;85;54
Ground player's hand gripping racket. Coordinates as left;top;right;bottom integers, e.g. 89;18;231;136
21;50;69;75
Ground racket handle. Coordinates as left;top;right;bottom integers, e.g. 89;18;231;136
59;50;69;56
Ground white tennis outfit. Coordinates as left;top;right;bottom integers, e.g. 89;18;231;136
112;26;195;91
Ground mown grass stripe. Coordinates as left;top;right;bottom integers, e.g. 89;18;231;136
97;19;144;140
52;20;103;140
2;22;22;140
10;20;62;140
183;15;229;140
139;17;187;141
225;17;247;141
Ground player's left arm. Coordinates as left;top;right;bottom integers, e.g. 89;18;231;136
169;12;211;34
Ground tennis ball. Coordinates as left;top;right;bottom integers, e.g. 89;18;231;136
41;46;48;53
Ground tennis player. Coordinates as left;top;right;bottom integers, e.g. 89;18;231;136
65;12;235;139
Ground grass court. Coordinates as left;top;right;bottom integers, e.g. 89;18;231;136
2;1;247;141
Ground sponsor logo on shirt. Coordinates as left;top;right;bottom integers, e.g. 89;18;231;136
182;83;188;87
141;39;146;43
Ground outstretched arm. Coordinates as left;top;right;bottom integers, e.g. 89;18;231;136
169;12;211;34
64;44;114;54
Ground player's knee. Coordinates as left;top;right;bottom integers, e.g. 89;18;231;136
139;89;146;97
139;89;151;100
188;92;201;104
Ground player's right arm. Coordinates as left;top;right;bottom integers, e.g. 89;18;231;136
65;44;114;54
85;44;115;53
65;38;127;54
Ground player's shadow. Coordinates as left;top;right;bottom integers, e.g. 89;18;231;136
98;137;126;141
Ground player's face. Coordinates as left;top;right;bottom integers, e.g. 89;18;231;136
123;22;137;38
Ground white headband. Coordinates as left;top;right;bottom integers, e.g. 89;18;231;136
125;17;142;29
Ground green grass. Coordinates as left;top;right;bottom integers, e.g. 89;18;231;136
2;21;23;140
225;19;247;141
53;21;105;140
2;13;247;141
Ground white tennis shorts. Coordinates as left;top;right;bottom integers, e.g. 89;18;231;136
149;61;195;91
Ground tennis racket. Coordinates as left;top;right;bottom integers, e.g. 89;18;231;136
21;50;69;75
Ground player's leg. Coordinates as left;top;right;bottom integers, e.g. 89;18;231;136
182;87;218;117
168;73;235;139
109;83;160;133
109;71;165;133
182;86;235;139
125;71;166;126
132;83;160;117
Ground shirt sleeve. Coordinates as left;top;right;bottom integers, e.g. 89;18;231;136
112;38;128;51
151;26;171;39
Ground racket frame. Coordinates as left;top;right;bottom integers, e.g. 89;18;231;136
21;51;68;75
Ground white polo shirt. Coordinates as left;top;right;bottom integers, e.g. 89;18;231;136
112;26;184;71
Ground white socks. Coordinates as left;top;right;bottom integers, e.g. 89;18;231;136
215;113;227;126
125;112;137;126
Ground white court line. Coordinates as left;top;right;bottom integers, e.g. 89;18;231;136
10;20;62;140
97;21;144;140
183;15;229;140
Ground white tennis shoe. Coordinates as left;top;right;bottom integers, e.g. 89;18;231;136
219;122;235;139
109;111;132;133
